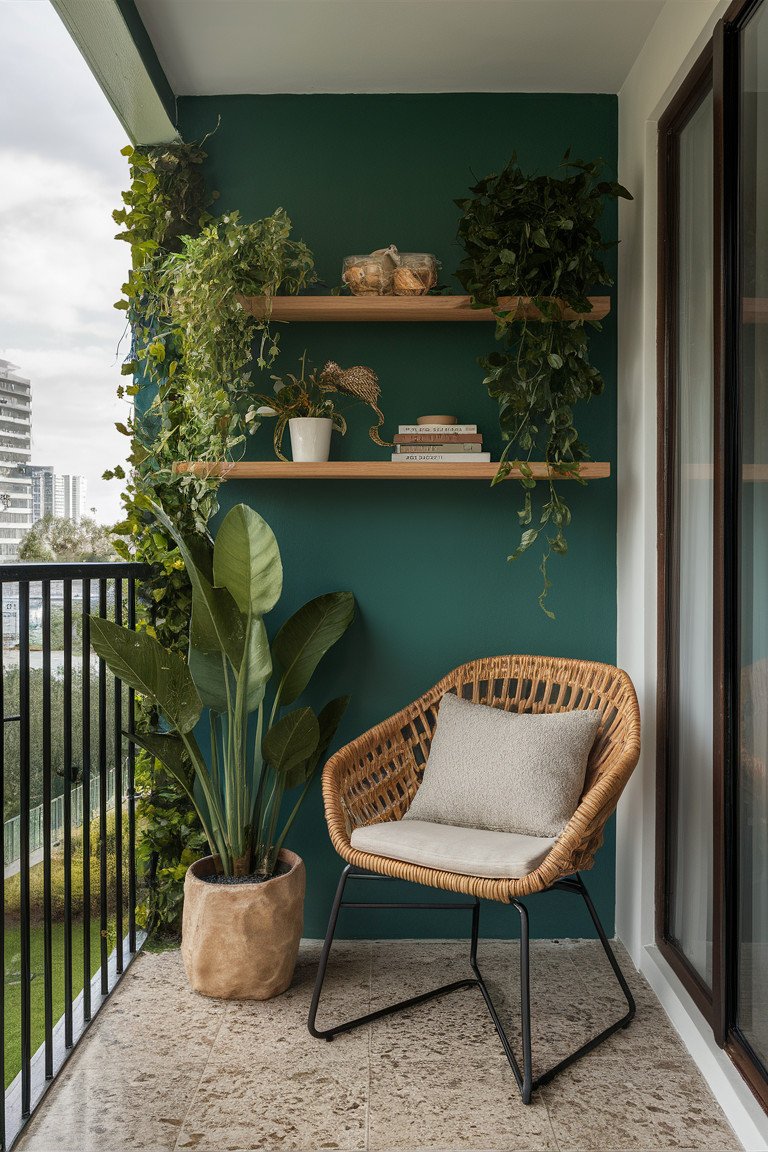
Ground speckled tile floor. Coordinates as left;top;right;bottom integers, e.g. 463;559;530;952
16;939;741;1152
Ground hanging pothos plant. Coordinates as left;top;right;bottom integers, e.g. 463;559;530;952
456;154;632;616
162;209;316;427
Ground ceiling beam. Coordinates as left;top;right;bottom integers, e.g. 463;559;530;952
51;0;177;143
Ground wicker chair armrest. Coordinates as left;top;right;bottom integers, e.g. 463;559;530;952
322;700;430;854
527;728;640;889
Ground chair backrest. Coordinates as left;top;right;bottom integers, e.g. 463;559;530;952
405;654;640;799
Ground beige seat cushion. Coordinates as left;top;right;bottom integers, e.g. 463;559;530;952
350;819;556;879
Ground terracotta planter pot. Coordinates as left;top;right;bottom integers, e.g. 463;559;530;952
181;850;305;1000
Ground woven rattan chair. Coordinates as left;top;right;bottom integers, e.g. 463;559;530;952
308;654;641;1102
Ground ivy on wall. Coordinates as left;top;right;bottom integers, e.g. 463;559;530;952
107;141;220;934
108;144;317;935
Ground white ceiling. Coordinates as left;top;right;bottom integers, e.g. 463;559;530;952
134;0;667;96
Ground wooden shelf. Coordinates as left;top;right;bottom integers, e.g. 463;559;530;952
174;461;611;481
237;295;611;324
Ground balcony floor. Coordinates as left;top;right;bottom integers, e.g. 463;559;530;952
17;938;739;1152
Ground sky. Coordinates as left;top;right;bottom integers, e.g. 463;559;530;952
0;0;132;523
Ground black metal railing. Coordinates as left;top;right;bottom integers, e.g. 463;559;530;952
0;562;148;1149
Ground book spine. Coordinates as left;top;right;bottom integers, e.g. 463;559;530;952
397;424;477;434
392;453;492;462
393;433;483;444
394;443;484;454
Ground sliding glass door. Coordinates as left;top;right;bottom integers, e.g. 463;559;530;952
735;0;768;1086
658;0;768;1111
657;50;715;1011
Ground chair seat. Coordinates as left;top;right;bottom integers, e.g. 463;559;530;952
349;819;556;879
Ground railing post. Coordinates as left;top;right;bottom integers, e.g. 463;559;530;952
97;579;108;996
127;575;137;954
42;580;53;1079
113;578;124;973
63;577;73;1050
18;580;31;1118
0;583;6;1151
80;576;92;1023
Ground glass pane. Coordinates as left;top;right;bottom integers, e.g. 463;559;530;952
737;1;768;1070
668;88;715;986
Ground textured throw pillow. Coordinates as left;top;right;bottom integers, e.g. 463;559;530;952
404;692;601;838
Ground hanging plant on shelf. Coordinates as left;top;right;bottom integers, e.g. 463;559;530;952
162;208;316;440
455;153;632;616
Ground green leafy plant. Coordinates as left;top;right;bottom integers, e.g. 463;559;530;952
247;356;389;458
456;154;632;616
163;208;316;406
106;144;218;935
246;353;346;461
90;503;354;879
110;150;317;923
109;140;221;933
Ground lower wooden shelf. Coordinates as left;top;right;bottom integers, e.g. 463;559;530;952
174;461;611;481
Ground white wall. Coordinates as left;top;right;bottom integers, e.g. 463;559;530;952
616;3;768;1147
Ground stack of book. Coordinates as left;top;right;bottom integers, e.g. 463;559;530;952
391;423;490;462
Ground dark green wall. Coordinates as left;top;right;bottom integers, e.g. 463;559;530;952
178;94;619;939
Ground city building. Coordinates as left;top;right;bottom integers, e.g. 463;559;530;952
0;360;33;562
56;473;88;523
27;463;55;521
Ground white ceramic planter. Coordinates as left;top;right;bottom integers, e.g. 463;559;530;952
289;417;333;462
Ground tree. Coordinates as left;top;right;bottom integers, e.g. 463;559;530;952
18;516;117;563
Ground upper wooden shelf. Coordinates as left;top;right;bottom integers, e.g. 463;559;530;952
174;461;611;481
237;295;611;324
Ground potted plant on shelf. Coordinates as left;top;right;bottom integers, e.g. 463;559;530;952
90;503;354;999
246;354;389;461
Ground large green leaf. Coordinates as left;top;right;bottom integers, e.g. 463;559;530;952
127;728;226;864
283;694;350;790
272;592;355;706
213;505;283;617
263;706;319;777
90;618;201;734
188;645;229;713
190;575;244;669
152;502;243;668
240;617;272;712
124;730;190;789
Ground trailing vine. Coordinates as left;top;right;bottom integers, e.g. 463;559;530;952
108;141;217;934
163;209;315;431
108;145;317;935
456;154;631;616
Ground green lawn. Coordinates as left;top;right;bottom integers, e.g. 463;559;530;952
3;811;136;1087
4;915;128;1088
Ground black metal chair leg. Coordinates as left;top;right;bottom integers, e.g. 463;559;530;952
308;865;350;1039
470;898;534;1103
518;900;534;1103
530;873;637;1091
574;872;636;1025
307;866;478;1041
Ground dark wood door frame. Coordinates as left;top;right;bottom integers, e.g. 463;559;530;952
656;38;716;1026
657;0;768;1113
